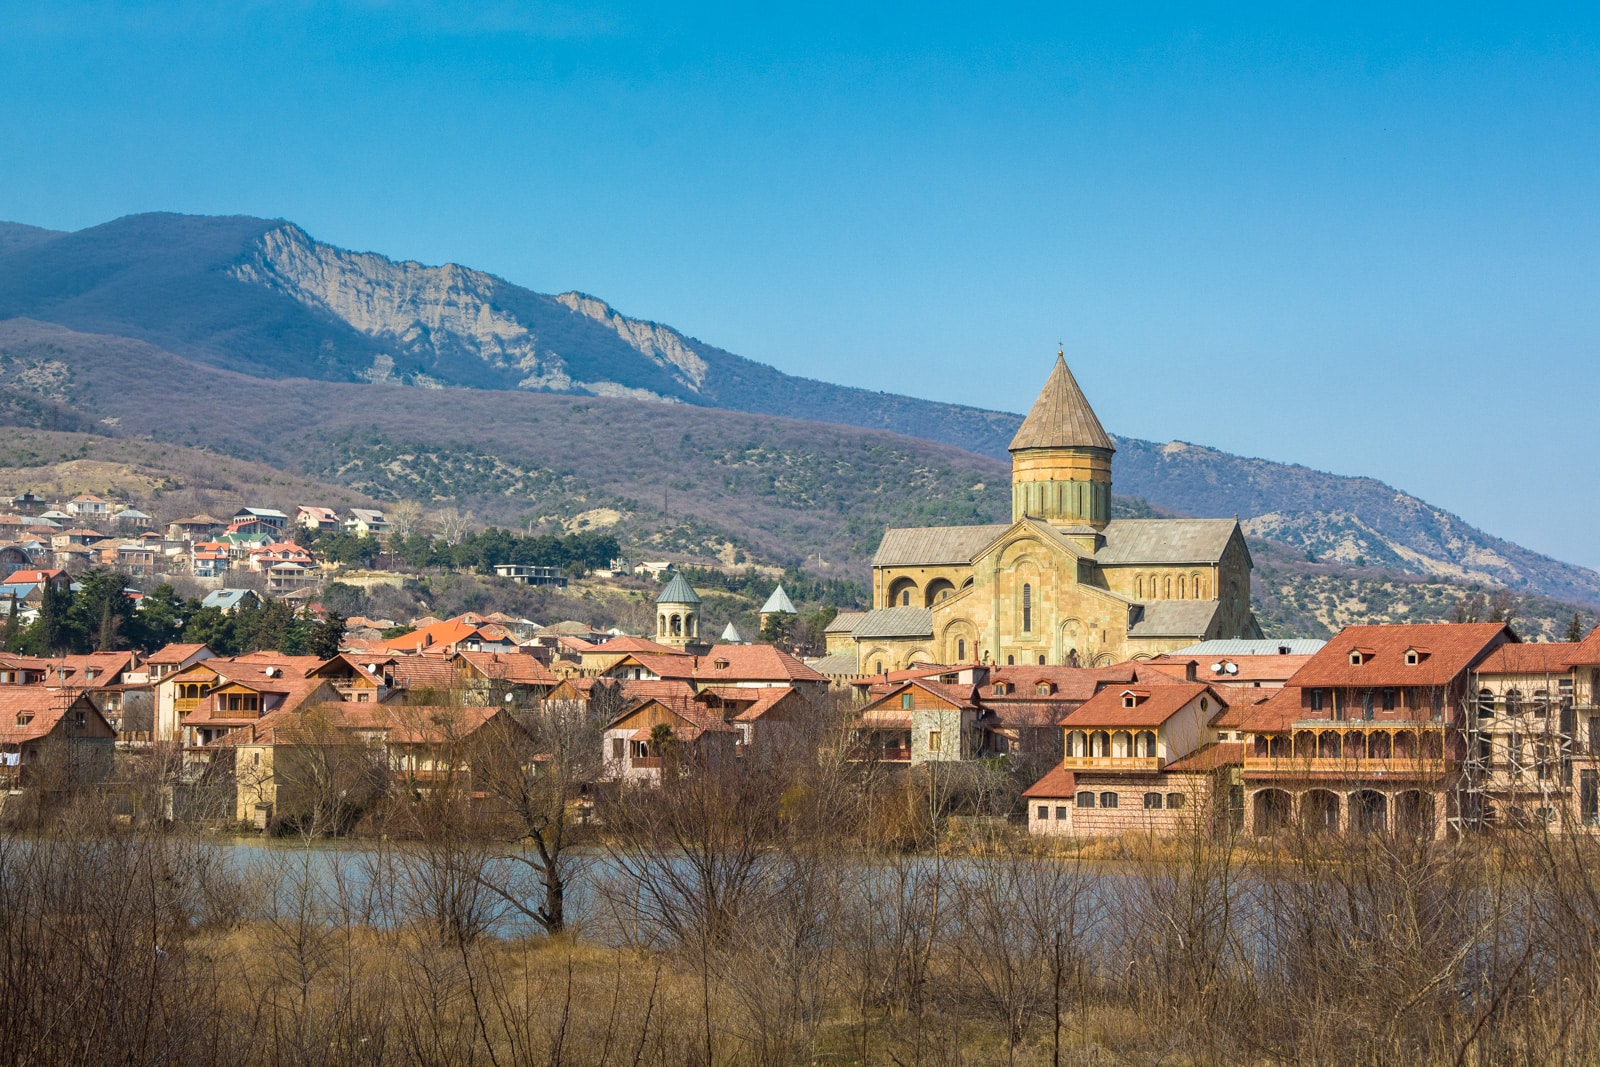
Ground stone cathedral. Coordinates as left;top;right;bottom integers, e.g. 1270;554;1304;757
849;355;1261;673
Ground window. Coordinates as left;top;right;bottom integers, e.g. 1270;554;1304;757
1583;771;1598;826
900;590;910;606
901;692;914;710
1349;651;1363;666
1534;690;1550;717
1100;792;1119;809
1382;688;1396;712
992;682;1008;696
1507;690;1523;716
1537;739;1551;780
1055;805;1068;819
611;738;624;760
1076;791;1095;808
1167;793;1187;810
1405;649;1419;665
1431;689;1443;720
1037;805;1049;821
874;661;883;675
73;712;85;728
1362;693;1374;721
1589;716;1600;756
1038;654;1047;666
1510;733;1524;775
1310;689;1324;712
1022;583;1032;632
1143;792;1163;809
1479;689;1495;717
957;638;966;661
1036;683;1051;696
1007;655;1015;666
928;730;942;753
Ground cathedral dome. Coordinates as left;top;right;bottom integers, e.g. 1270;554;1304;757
1008;354;1115;454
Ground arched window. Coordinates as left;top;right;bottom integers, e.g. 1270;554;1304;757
1167;793;1187;810
1022;583;1032;633
874;661;883;675
1478;689;1495;717
1507;689;1523;717
1135;730;1157;757
1007;655;1015;665
956;638;966;661
1038;654;1046;666
1164;576;1172;598
1143;792;1163;809
1076;791;1095;808
901;590;910;606
1178;575;1187;599
670;614;682;637
1100;792;1119;809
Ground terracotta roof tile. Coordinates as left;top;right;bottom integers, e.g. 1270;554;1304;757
1021;763;1078;799
1476;642;1579;675
1289;623;1512;687
1064;681;1224;729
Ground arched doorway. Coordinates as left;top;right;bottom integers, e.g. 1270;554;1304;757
1349;790;1387;835
1253;789;1293;835
1302;789;1340;833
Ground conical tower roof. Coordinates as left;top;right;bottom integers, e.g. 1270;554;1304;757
759;584;797;615
656;572;701;605
1008;354;1115;453
720;622;744;643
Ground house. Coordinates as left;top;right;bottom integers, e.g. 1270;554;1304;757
116;508;153;529
601;689;739;782
599;644;828;691
227;702;531;826
1468;641;1586;831
154;654;336;748
113;541;157;576
168;514;226;541
856;679;982;763
191;541;231;578
4;567;69;591
296;506;341;533
492;564;569;587
232;507;289;533
66;495;112;518
6;492;47;515
1224;622;1514;839
0;690;116;788
373;615;519;655
1151;639;1325;693
141;643;215;682
201;588;262;614
343;509;388;539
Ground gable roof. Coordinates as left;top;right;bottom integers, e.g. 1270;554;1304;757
1290;623;1513;687
1564;626;1600;668
1475;642;1579;676
1021;762;1077;799
1128;600;1221;639
0;691;105;745
1096;519;1243;566
872;524;1009;567
1163;741;1247;774
825;611;867;635
851;607;934;641
1008;355;1115;453
1065;681;1223;729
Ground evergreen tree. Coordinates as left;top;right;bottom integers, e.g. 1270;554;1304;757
1568;612;1587;643
1;603;18;652
308;611;347;660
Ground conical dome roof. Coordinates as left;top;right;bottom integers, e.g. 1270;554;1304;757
656;572;701;604
1008;354;1115;453
720;622;744;643
759;584;797;615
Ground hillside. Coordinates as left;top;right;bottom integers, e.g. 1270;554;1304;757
0;211;1597;611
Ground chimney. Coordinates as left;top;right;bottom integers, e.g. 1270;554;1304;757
1184;659;1198;682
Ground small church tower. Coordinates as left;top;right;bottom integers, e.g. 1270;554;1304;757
758;583;797;633
1009;352;1115;544
656;572;705;651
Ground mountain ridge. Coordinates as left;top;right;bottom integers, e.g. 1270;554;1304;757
0;212;1596;609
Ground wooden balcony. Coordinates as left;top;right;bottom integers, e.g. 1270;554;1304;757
1243;756;1450;780
1059;756;1164;773
173;698;201;715
630;756;663;770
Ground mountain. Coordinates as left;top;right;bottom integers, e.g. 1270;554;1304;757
0;211;1596;613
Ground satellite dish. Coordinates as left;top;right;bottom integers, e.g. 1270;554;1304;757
1225;662;1239;675
504;692;515;703
1210;662;1223;673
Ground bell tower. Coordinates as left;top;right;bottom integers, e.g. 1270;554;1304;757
655;572;705;652
1009;352;1115;540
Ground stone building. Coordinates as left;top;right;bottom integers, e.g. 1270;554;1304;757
848;355;1260;673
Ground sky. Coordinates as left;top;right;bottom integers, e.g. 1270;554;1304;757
1;2;1597;566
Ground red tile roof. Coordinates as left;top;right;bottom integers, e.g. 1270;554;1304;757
1021;762;1077;799
146;642;210;665
1163;741;1246;774
1476;642;1579;675
1288;623;1512;688
1213;687;1299;732
0;691;104;744
456;651;556;686
1565;626;1600;668
1064;682;1225;729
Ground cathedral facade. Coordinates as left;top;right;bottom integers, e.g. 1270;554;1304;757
851;356;1261;673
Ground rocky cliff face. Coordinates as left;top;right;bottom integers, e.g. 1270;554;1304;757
231;223;708;401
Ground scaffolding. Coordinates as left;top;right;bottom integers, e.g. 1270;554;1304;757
1456;669;1579;832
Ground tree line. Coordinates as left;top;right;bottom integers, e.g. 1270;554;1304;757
1;571;344;658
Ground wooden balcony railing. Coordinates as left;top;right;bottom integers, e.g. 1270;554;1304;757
1243;756;1449;779
630;756;663;770
1059;756;1164;773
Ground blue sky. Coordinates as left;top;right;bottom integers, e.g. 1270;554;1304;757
2;3;1597;566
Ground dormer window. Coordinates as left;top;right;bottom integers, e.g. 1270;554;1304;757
1403;647;1428;666
1121;690;1145;709
992;682;1009;696
1348;651;1362;666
